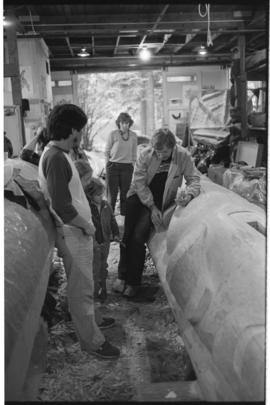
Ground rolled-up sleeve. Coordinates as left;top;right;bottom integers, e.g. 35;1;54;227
182;153;200;198
133;150;154;208
43;152;78;222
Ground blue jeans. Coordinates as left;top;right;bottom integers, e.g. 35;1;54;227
118;194;152;285
106;161;134;215
56;225;105;351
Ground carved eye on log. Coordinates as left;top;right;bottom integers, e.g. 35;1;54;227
172;113;181;120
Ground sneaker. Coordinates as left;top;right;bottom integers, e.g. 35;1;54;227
112;279;125;293
122;285;139;298
92;340;120;359
98;317;115;329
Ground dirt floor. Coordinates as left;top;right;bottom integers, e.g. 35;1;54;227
38;215;196;402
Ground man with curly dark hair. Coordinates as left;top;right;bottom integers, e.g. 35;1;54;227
38;104;120;359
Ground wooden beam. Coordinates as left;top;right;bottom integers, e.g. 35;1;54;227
173;33;196;53
137;5;170;53
5;18;26;145
16;27;266;41
154;33;172;54
50;52;232;63
4;63;18;78
20;11;259;26
113;36;120;55
238;35;247;140
174;32;224;54
91;35;95;56
65;36;74;57
51;59;232;74
214;35;237;52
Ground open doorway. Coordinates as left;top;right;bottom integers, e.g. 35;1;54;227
76;70;163;153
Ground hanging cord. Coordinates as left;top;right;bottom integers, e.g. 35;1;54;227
198;4;213;47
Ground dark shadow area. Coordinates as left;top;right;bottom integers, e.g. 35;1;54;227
146;337;197;383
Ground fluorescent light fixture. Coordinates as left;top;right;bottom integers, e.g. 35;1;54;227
119;30;138;33
198;45;207;56
153;29;175;33
167;75;196;82
77;48;90;57
139;47;151;62
58;80;72;87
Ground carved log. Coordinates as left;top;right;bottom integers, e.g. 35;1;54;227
5;160;55;401
149;176;265;401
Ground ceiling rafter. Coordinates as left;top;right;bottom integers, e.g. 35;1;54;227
65;36;74;57
3;2;267;72
154;33;172;54
91;35;95;56
173;33;197;54
113;36;121;55
137;4;170;53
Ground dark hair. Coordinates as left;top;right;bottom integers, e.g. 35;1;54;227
86;177;105;198
151;128;176;150
47;104;87;140
36;127;49;149
75;159;93;179
115;112;134;128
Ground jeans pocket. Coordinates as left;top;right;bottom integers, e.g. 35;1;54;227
107;161;114;169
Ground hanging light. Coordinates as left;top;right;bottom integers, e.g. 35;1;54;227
3;16;12;27
77;47;90;57
139;47;151;62
198;45;207;56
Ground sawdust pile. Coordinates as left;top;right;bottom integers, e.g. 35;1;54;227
38;243;194;401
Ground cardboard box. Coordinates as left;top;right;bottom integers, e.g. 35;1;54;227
236;141;264;167
208;164;227;185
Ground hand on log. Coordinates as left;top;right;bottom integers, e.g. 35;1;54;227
175;191;193;207
151;205;163;230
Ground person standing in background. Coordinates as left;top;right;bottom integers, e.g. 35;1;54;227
105;112;137;216
75;163;120;303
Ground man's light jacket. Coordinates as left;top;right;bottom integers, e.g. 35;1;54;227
127;144;200;212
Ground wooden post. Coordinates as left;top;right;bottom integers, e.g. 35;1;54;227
140;77;147;135
146;71;155;136
140;98;147;136
72;72;78;105
238;35;247;140
5;19;26;145
162;68;168;126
